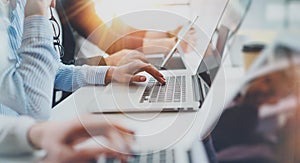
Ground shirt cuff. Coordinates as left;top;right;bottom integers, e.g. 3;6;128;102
85;66;110;85
14;116;37;153
23;16;54;41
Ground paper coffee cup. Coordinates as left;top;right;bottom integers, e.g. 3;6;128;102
243;43;265;70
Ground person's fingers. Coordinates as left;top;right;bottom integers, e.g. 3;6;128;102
131;75;147;82
114;60;165;84
43;147;125;163
65;117;136;145
70;117;134;134
172;25;183;35
103;123;136;146
70;148;117;162
104;130;133;154
50;0;56;7
142;65;166;85
112;124;135;135
45;139;130;162
188;28;196;35
130;60;165;83
44;135;132;162
109;124;136;145
181;33;198;53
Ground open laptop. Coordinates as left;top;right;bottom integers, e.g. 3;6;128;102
86;17;230;113
85;1;232;113
85;0;255;113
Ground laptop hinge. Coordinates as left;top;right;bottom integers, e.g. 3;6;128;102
192;75;203;106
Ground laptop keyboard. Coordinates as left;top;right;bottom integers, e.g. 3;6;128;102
104;149;175;163
140;76;186;103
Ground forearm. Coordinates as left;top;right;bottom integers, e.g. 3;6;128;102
0;115;36;155
54;63;110;92
60;0;146;54
104;31;146;54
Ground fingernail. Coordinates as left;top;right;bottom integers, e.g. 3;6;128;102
140;76;146;81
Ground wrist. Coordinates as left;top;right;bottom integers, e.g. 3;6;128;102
144;31;168;39
25;0;48;17
99;56;108;66
28;123;44;150
105;67;116;84
104;57;111;66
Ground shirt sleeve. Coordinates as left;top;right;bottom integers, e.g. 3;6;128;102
0;115;36;155
54;63;110;92
0;16;59;120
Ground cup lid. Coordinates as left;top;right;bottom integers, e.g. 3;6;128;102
243;43;265;52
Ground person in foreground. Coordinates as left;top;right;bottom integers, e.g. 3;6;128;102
0;114;134;162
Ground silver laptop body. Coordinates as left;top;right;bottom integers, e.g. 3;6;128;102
85;23;229;113
84;0;232;113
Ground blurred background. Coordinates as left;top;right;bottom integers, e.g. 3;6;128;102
93;0;300;30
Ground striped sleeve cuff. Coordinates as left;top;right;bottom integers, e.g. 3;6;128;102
85;66;110;85
23;16;54;41
14;116;37;153
0;116;37;155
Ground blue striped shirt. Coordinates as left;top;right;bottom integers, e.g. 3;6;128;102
0;0;109;120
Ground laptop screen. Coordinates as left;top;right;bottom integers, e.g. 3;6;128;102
195;0;251;85
196;25;229;86
221;0;252;38
181;0;229;74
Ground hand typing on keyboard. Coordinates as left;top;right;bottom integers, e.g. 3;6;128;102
105;60;166;85
140;76;186;103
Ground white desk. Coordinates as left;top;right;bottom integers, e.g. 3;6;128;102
50;56;244;151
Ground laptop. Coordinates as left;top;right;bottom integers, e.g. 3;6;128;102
97;139;209;163
84;0;256;113
85;18;230;113
84;1;232;113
